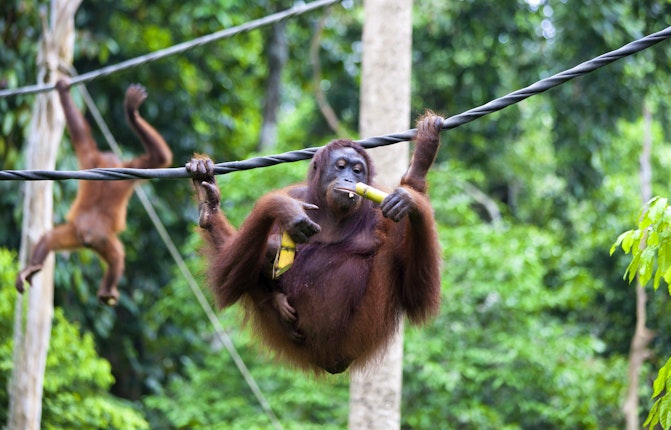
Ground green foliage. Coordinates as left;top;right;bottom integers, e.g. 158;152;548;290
645;356;671;429
0;250;18;424
0;248;148;429
0;1;45;250
611;197;671;291
613;196;671;430
41;310;149;429
0;1;44;161
144;348;349;429
403;223;626;429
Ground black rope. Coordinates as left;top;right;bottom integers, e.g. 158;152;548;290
441;25;671;130
2;25;670;182
0;0;340;98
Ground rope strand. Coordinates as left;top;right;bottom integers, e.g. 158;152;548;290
2;25;670;182
0;0;340;98
441;25;671;130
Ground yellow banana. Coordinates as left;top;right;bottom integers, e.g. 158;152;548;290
273;231;296;279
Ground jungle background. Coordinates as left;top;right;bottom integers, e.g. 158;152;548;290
2;0;671;428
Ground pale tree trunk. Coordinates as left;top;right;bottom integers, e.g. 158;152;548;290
348;0;412;428
258;20;288;152
9;1;80;429
622;102;655;429
310;11;344;136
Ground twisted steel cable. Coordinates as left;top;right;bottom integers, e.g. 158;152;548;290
0;0;340;99
2;25;670;182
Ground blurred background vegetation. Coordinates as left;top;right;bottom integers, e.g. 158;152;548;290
1;0;671;428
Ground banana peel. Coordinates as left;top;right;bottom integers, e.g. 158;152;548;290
273;231;296;279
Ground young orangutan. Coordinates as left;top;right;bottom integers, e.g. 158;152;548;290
15;79;172;305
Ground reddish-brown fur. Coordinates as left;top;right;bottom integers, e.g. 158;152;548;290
188;113;442;374
15;79;173;305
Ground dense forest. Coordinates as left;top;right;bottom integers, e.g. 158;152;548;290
2;0;671;428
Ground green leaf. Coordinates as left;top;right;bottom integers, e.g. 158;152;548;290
663;265;671;291
662;243;671;272
657;245;668;290
612;231;633;255
660;393;671;429
648;197;669;225
639;247;656;286
645;398;661;429
626;251;641;284
622;231;636;254
652;358;671;398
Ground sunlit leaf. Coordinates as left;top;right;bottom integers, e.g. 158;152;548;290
639;247;656;286
661;393;671;429
652;358;671;398
622;231;636;254
662;265;671;291
612;230;632;255
657;245;670;291
655;270;663;291
648;197;669;225
626;252;641;284
645;398;661;429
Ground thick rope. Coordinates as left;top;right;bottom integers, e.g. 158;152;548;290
0;0;340;98
2;25;670;181
79;84;284;430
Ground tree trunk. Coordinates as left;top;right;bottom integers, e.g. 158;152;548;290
622;102;655;429
348;0;412;428
258;20;288;152
8;1;80;429
310;12;344;136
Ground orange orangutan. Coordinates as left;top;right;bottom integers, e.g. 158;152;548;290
187;112;443;373
16;79;172;305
